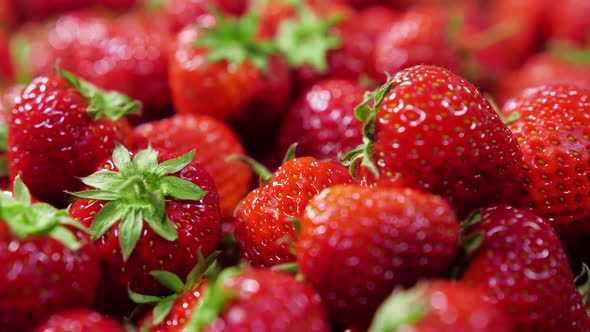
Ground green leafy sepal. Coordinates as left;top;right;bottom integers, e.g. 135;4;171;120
368;285;427;332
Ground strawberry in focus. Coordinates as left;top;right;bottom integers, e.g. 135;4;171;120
68;145;222;316
297;184;460;328
0;177;101;331
8;69;137;206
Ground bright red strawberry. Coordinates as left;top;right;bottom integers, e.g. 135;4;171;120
367;281;515;332
461;205;590;331
277;79;365;162
33;310;126;332
68;145;222;317
8;69;136;206
494;51;590;106
149;268;331;332
12;0;136;22
346;65;524;217
234;156;355;267
156;0;246;33
373;6;462;82
133;114;252;219
0;177;101;331
0;0;17;29
297;184;460;328
169;12;291;142
502;84;590;239
546;0;590;46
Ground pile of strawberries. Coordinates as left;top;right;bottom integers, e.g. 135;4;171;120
1;0;590;331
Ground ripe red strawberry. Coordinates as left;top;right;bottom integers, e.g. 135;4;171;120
134;114;252;220
0;30;13;85
234;156;355;267
0;177;101;331
297;184;460;328
460;205;590;331
146;268;331;332
0;0;17;29
373;6;462;82
68;145;222;316
277;79;365;162
546;0;590;46
33;310;126;332
346;65;524;217
502;84;590;239
368;281;515;332
156;0;246;33
8;69;136;206
12;0;136;22
494;51;590;106
169;11;291;142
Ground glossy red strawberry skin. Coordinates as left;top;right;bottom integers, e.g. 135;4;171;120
138;287;204;332
33;310;126;332
277;79;365;162
134;114;252;220
0;222;101;332
373;7;462;82
494;52;590;106
361;65;524;217
502;85;590;237
8;74;133;206
234;157;355;267
462;205;590;331
68;154;222;317
297;184;460;328
391;281;515;332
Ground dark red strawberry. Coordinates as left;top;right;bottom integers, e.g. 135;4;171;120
367;281;515;332
0;0;17;30
495;50;590;106
0;30;13;85
277;79;365;162
345;65;524;217
12;0;136;22
134;114;252;220
373;6;462;82
234;156;355;267
502;84;590;240
8;69;136;206
461;205;590;331
166;268;331;332
546;0;590;46
33;310;126;332
169;11;291;142
68;145;222;317
0;177;101;331
297;184;460;328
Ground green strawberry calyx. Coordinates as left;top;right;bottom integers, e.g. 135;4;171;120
57;67;141;121
129;251;220;326
9;35;33;85
71;144;208;261
367;284;426;332
340;75;396;179
448;209;484;279
195;9;275;72
274;0;342;73
0;175;88;250
184;267;242;332
550;43;590;66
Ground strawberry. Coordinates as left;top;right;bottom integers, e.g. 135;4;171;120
373;6;462;82
33;310;126;332
494;50;590;106
501;84;590;240
0;30;13;85
546;0;590;46
8;69;137;206
277;79;365;163
460;205;590;331
168;11;291;142
134;114;252;220
68;145;222;317
0;0;17;30
297;184;460;328
234;156;355;267
0;177;101;331
156;0;246;33
367;281;515;332
12;0;136;22
170;268;331;332
345;65;524;217
134;254;217;332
